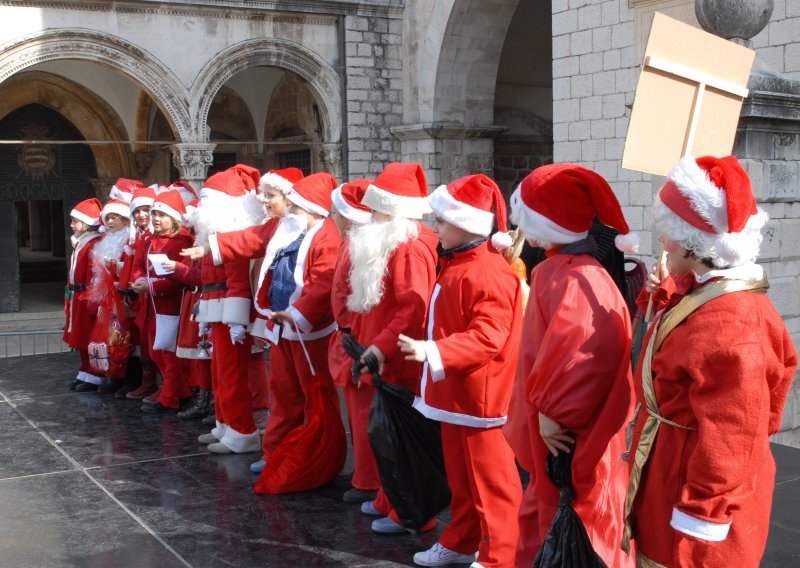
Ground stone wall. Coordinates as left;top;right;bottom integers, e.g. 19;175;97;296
343;13;403;178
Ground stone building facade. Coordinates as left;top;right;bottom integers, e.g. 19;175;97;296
0;0;797;442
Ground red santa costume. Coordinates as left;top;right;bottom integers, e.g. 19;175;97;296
207;172;341;467
504;164;637;568
131;190;194;410
623;156;798;568
328;179;381;496
64;198;104;386
346;162;439;533
192;165;266;454
410;174;523;568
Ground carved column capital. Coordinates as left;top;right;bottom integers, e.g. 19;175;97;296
318;143;344;179
171;143;216;189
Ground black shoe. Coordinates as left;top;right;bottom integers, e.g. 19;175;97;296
68;379;82;391
141;401;178;413
98;378;124;395
75;382;99;393
342;488;378;503
177;390;212;420
202;412;217;426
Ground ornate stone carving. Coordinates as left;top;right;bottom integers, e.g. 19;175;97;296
318;143;343;178
171;143;216;186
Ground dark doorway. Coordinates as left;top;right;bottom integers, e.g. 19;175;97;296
0;103;97;312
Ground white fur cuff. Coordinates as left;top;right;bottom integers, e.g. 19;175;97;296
670;508;730;542
423;340;445;381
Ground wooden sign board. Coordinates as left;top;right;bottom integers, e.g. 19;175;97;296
622;12;755;176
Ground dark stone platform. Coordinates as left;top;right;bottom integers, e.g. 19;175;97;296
0;353;798;567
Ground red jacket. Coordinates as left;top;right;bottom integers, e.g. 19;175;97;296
629;272;798;568
329;244;354;387
503;253;635;568
413;241;522;427
170;258;204;358
210;216;341;343
131;229;193;325
63;231;102;349
350;223;438;392
195;254;253;326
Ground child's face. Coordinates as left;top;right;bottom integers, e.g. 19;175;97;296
70;217;89;236
151;210;175;235
104;213;129;233
661;236;694;274
433;217;476;250
262;190;290;218
133;206;150;229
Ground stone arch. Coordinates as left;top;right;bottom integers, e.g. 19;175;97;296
0;71;131;179
192;38;342;144
0;29;192;141
432;0;520;126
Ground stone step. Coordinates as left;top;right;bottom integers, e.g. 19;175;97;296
0;311;65;333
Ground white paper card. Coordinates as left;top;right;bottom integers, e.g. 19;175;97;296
148;254;175;276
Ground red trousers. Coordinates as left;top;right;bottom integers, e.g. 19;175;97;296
143;320;191;408
188;359;212;391
439;423;521;568
343;382;380;491
248;351;270;411
261;334;334;461
210;322;256;436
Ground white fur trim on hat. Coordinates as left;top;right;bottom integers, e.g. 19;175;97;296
130;196;154;213
151;202;183;223
668;156;728;233
509;186;587;245
70;209;100;227
614;232;639;253
259;172;295;196
286;189;329;217
331;184;371;225
362;184;432;220
428;185;494;237
102;202;131;221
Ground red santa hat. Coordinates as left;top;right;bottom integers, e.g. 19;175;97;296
286;172;337;217
428;174;513;249
361;162;432;220
109;178;143;203
259;167;304;196
331;179;373;225
150;190;186;224
129;186;157;213
200;164;261;199
654;155;768;267
168;181;198;205
510;163;638;252
70;198;103;227
101;199;131;223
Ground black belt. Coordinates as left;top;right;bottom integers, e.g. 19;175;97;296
68;284;87;292
339;326;352;335
201;282;228;292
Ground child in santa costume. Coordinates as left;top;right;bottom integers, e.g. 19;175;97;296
346;162;440;534
505;163;637;568
89;198;134;394
183;165;267;454
184;172;341;472
130;190;194;412
65;198;104;391
328;178;381;503
118;185;158;400
622;155;798;568
397;173;523;568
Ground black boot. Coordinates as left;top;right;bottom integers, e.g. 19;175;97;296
202;410;217;426
177;390;212;420
98;378;124;394
115;356;143;399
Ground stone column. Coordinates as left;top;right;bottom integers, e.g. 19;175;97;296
318;143;344;181
89;178;117;201
391;123;507;189
171;143;216;191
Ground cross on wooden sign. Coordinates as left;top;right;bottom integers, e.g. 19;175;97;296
622;13;755;176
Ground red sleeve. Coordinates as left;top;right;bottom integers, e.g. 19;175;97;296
432;275;519;378
212;219;277;263
635;274;678;315
150;236;191;297
222;259;253;325
528;270;631;428
170;258;201;287
371;245;434;364
130;237;148;283
288;232;339;332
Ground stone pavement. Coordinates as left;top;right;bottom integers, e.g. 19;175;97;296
0;352;798;567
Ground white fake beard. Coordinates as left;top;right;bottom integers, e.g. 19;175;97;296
92;227;129;264
347;217;419;313
193;191;266;248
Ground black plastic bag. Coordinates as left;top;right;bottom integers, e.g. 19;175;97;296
533;440;607;568
342;334;451;531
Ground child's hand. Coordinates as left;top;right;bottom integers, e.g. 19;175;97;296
180;246;206;260
538;412;574;456
161;259;176;272
131;278;148;295
645;255;669;294
397;334;426;362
